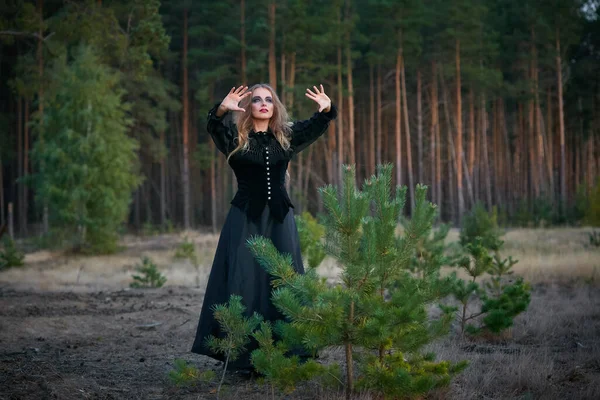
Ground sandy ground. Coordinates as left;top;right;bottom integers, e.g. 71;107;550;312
1;228;599;399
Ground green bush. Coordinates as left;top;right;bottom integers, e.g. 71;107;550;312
167;359;215;387
583;178;600;226
449;236;531;336
130;256;167;288
0;236;25;270
460;202;503;251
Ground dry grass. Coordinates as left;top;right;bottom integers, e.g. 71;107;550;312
0;231;221;292
445;227;600;284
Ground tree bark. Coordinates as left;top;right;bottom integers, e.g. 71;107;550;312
268;2;277;91
181;8;191;229
431;62;439;205
280;51;286;102
376;65;382;166
24;101;29;234
38;0;48;234
455;39;464;221
395;49;402;187
337;16;344;184
240;0;246;85
287;52;296;111
556;29;567;212
369;64;375;174
417;68;423;184
481;94;492;207
400;50;414;210
160;130;167;228
468;88;475;188
345;2;355;167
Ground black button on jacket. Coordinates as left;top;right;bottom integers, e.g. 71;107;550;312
206;102;338;223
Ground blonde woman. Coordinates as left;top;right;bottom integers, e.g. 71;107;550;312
191;84;337;374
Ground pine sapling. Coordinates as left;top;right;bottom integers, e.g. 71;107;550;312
205;294;262;398
250;320;341;397
168;358;215;387
248;164;467;400
130;256;167;288
0;236;25;270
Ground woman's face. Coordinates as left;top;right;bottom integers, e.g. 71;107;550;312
250;87;274;121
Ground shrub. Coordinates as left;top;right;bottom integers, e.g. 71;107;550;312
130;256;167;288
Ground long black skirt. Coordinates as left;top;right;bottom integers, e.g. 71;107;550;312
191;204;305;370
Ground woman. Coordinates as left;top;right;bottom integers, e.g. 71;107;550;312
191;83;337;371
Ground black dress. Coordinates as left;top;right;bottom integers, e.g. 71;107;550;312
191;103;337;370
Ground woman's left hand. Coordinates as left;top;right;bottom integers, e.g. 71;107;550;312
305;84;331;113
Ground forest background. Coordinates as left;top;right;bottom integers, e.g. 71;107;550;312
0;0;599;249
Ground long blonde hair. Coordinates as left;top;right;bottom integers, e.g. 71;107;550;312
227;83;292;161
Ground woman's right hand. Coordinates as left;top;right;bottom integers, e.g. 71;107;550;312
217;85;251;116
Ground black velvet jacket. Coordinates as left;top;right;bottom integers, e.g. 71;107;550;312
206;103;338;223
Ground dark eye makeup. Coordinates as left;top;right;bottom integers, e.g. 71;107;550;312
252;96;273;103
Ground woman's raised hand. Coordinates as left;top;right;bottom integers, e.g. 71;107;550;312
219;85;251;113
305;84;331;113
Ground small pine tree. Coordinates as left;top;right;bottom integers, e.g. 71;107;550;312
247;164;467;399
130;256;167;288
451;205;531;337
459;202;503;251
205;295;262;398
168;359;215;387
0;236;25;270
250;321;341;395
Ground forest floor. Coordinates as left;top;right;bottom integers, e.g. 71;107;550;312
1;227;599;399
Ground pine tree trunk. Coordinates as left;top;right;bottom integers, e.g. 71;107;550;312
468;89;475;190
435;76;441;210
345;2;355;167
455;39;464;221
395;49;402;187
337;21;344;184
369;64;375;174
303;146;314;198
24;101;29;234
431;62;438;205
240;0;246;85
17;97;24;234
280;50;286;102
546;88;554;200
345;302;355;400
441;73;457;223
268;2;276;91
400;50;414;209
38;0;48;235
493;100;501;207
376;65;382;166
556;29;567;212
328;116;336;185
160;130;167;228
417;68;423;184
532;29;546;196
500;100;512;215
182;8;191;230
481;94;492;207
287;52;296;111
